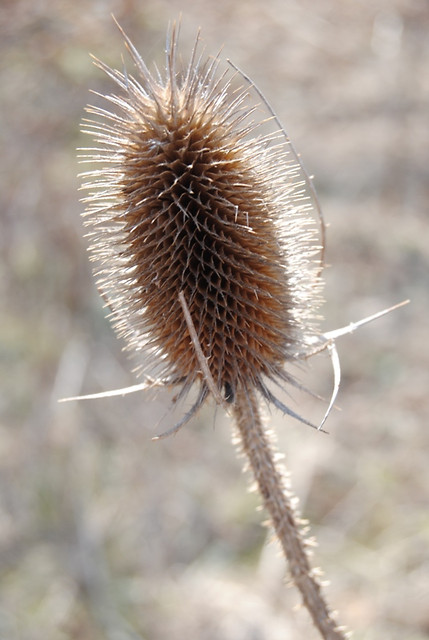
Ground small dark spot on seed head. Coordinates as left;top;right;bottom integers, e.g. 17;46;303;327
224;381;234;403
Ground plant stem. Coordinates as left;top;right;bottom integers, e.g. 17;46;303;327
232;386;347;640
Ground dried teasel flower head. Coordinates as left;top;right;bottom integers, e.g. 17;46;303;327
80;24;324;429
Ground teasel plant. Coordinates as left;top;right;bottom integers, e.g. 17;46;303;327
62;20;408;640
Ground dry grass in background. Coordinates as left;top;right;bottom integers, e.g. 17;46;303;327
0;1;428;639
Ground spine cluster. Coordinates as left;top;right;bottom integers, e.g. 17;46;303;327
81;27;322;420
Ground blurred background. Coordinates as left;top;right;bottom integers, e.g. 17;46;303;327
0;1;428;638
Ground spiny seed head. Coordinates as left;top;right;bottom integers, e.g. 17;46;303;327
81;25;323;420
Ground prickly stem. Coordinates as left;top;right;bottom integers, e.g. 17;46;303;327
232;387;347;640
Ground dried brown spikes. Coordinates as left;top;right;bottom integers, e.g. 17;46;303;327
81;25;322;419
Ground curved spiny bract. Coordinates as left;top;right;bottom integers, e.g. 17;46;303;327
81;26;323;420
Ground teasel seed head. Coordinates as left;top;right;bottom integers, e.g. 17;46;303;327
80;25;323;426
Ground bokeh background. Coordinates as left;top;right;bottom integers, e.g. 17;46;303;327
0;1;428;638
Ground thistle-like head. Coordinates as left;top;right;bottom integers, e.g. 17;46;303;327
80;24;323;429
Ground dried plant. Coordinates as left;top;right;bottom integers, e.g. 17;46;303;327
80;24;325;428
66;21;407;640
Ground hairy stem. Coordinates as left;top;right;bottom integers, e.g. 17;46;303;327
232;387;347;640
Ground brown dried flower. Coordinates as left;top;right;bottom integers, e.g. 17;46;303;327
80;25;323;427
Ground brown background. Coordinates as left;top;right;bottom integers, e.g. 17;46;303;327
0;1;428;638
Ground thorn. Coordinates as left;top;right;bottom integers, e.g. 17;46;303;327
323;299;410;341
58;378;163;402
179;291;229;411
